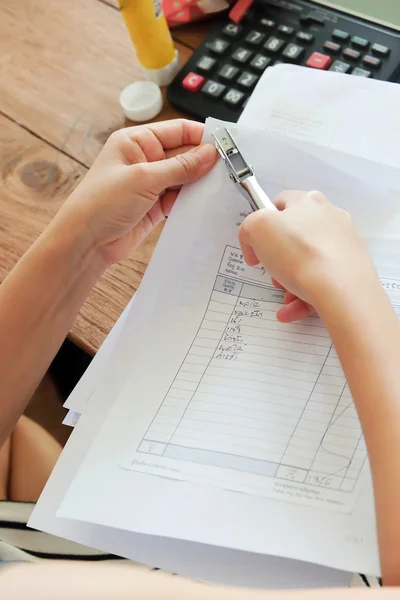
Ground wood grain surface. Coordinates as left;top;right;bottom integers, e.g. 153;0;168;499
0;113;163;354
0;0;193;167
0;0;202;354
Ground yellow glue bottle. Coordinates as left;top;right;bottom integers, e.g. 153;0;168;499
119;0;180;86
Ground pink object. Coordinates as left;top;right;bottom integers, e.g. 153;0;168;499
306;52;333;70
163;0;233;27
181;72;206;91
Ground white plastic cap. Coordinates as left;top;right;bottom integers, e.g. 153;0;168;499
119;81;163;122
141;50;180;86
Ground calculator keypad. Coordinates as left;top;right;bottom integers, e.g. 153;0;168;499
237;71;259;88
306;52;332;70
351;36;369;49
343;48;361;61
330;60;351;73
222;23;242;38
282;43;304;62
218;64;240;80
264;36;285;53
168;0;399;122
323;41;341;54
296;31;314;43
246;30;266;45
232;47;253;63
250;54;272;71
278;24;294;36
352;67;372;77
196;56;217;72
206;39;230;54
371;43;390;57
202;80;226;97
363;55;382;69
224;88;245;105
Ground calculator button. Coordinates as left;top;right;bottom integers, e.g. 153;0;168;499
250;54;272;71
306;52;332;70
232;47;253;63
278;24;294;36
299;13;325;26
218;63;239;80
371;43;390;57
260;18;275;28
182;73;205;92
352;67;372;77
343;47;361;61
237;71;259;88
264;36;285;53
296;31;314;43
202;80;226;98
245;30;266;45
196;56;217;72
332;29;349;41
323;41;341;54
363;55;382;69
222;23;242;37
282;43;304;62
351;36;369;49
223;88;245;106
330;60;351;73
205;38;230;54
274;60;284;66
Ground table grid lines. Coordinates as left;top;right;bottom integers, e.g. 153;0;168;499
137;246;369;497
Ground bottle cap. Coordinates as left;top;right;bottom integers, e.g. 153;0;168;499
140;50;180;86
119;81;163;122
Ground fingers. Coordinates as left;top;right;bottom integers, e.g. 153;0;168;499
142;143;218;192
277;298;316;323
106;120;206;166
238;209;281;267
145;119;205;149
273;190;305;211
273;190;329;211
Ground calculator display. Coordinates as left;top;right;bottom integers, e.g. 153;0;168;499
314;1;400;31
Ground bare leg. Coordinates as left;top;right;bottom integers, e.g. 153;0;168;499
8;415;62;502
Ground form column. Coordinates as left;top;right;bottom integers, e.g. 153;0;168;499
138;276;243;455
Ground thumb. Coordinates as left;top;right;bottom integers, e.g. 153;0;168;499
145;143;217;192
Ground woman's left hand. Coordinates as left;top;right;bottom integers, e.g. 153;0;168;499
59;119;217;266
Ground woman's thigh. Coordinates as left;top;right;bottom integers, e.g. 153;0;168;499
0;416;61;502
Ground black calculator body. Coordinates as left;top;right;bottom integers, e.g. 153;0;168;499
166;0;400;122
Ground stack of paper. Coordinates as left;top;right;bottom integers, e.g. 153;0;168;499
30;66;400;588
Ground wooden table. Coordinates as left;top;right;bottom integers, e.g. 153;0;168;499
0;0;210;355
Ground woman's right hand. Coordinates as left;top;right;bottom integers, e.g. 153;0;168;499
238;190;378;323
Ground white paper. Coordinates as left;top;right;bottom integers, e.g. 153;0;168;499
64;300;132;413
45;119;400;578
239;65;400;170
30;362;351;588
64;67;400;429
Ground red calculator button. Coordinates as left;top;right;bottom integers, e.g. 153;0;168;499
182;72;205;92
306;52;332;70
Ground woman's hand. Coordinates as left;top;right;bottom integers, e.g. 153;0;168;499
58;119;217;266
239;190;378;322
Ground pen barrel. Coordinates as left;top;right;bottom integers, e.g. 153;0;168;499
240;176;277;212
118;0;176;71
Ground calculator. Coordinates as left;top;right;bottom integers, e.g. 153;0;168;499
166;0;400;122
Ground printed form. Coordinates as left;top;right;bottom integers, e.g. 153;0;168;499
54;119;400;575
128;246;366;511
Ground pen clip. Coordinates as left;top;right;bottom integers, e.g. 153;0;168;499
212;127;255;185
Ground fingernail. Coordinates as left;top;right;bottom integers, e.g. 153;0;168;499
189;143;217;163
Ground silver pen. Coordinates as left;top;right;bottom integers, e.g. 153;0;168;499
212;127;277;212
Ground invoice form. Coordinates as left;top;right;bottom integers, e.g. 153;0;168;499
52;120;400;576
